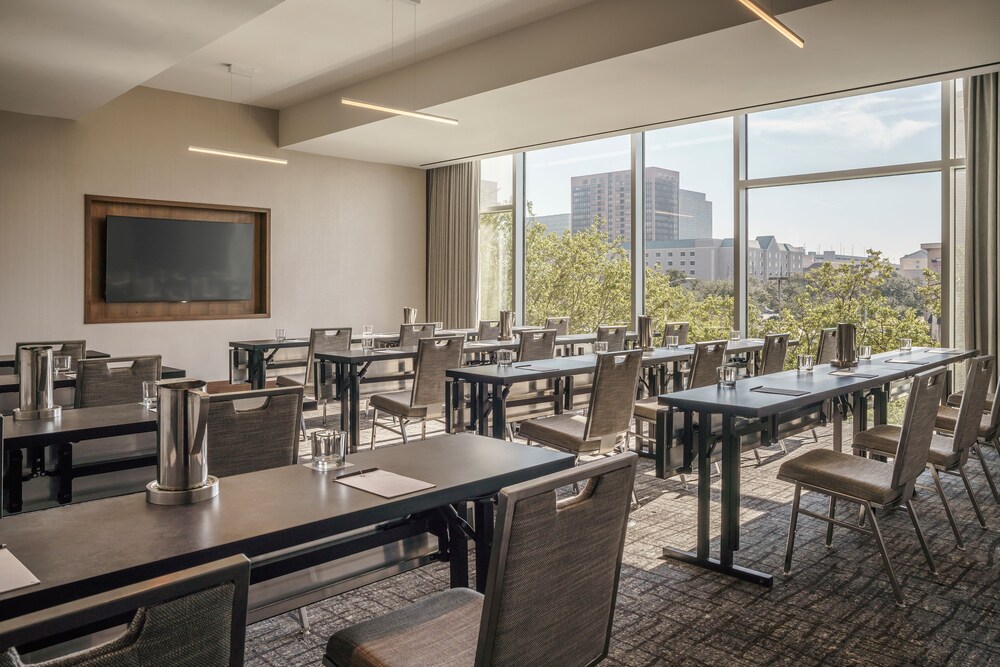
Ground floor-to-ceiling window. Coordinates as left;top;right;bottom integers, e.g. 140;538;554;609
524;136;632;333
478;155;514;321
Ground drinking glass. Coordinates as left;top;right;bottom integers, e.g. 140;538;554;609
142;380;157;409
53;354;71;375
797;354;815;373
717;365;737;387
496;348;514;367
361;324;375;352
899;338;912;353
665;335;679;348
730;330;741;342
858;345;872;361
275;328;286;342
311;430;346;470
594;341;609;353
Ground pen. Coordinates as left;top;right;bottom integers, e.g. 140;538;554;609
335;467;378;479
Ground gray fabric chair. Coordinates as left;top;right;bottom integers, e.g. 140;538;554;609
544;317;570;336
937;379;1000;505
477;320;501;341
503;330;561;431
662;322;689;345
520;350;642;457
0;555;250;667
778;367;947;605
854;355;997;547
323;454;637;667
399;323;437;347
516;329;557;362
758;332;791;375
207;386;303;478
13;340;86;374
74;356;161;408
815;327;838;365
369;336;464;446
595;325;627;352
277;327;351;434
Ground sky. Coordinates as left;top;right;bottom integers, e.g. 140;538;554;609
482;83;950;264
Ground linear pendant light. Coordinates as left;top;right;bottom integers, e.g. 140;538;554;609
736;0;805;48
188;146;288;165
340;98;458;125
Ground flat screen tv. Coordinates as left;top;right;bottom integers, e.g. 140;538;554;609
105;216;255;303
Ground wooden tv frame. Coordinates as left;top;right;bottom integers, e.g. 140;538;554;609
84;195;270;323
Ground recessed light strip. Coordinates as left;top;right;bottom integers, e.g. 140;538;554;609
341;98;458;126
188;146;288;165
736;0;805;48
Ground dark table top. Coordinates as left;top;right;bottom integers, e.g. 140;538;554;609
445;348;691;385
657;348;975;419
0;366;186;395
0;350;110;369
0;434;574;617
3;403;157;449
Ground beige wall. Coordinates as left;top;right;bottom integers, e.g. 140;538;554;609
0;86;426;380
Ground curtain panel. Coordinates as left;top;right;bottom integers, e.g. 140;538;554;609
427;162;480;329
965;73;1000;364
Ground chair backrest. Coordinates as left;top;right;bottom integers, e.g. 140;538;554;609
411;336;465;411
891;367;947;491
475;454;637;667
595;325;627;352
662;322;689;345
399;323;437;347
0;555;250;667
14;340;87;374
74;356;161;408
305;327;352;386
585;350;643;451
544;317;570;336
987;386;1000;440
517;329;557;362
950;355;995;454
478;320;501;341
815;328;838;364
207;386;303;478
759;333;790;375
688;340;728;389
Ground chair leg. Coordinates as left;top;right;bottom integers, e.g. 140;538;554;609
400;418;409;445
957;465;986;528
904;499;936;575
778;439;788;454
299;413;307;441
421;419;427;440
296;607;311;634
322;400;328;426
714;462;722;476
752;448;762;466
866;502;905;606
972;441;1000;504
370;409;379;450
572;454;580;494
825;496;836;547
783;484;802;574
811;428;819;443
506;423;515;442
679;473;689;490
929;465;964;548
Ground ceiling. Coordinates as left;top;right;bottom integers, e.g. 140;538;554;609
2;0;999;167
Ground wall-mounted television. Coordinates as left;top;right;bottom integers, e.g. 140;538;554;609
105;215;255;303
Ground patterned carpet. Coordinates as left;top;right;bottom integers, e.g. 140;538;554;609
245;407;1000;666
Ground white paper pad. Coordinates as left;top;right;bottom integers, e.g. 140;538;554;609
829;370;878;378
335;469;435;498
0;546;40;594
885;359;924;365
926;348;961;354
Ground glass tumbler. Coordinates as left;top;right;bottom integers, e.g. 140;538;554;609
594;341;609;353
665;335;679;348
797;354;815;372
858;345;872;361
142;380;157;408
311;430;346;470
496;348;514;367
899;338;912;353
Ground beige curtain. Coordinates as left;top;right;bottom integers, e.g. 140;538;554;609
427;162;480;329
965;73;1000;361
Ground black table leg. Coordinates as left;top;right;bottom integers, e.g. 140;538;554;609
491;381;506;440
476;382;488;436
4;448;23;514
474;498;494;593
349;362;361;453
445;380;454;434
696;411;710;558
338;361;349;434
720;414;739;560
56;443;73;504
249;349;266;390
449;502;470;588
655;407;668;478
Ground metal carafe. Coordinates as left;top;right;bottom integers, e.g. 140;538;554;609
403;307;418;324
831;323;858;368
146;379;219;505
499;311;515;341
231;348;249;383
638;315;654;351
13;345;62;421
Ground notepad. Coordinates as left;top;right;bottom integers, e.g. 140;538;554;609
373;349;399;354
750;386;810;397
885;359;924;365
514;364;559;372
0;546;40;595
925;348;961;354
335;469;435;498
829;370;879;378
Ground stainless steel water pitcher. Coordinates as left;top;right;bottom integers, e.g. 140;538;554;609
146;379;219;505
403;307;418;324
231;348;249;383
831;322;858;368
638;315;654;351
13;345;62;421
499;311;515;341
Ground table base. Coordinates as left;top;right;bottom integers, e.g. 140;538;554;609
661;546;774;586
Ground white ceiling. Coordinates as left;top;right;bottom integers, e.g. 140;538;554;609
0;0;282;119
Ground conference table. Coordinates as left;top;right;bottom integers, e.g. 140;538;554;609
0;350;110;370
0;434;574;627
653;347;976;587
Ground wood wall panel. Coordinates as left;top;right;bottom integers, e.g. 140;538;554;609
84;195;270;323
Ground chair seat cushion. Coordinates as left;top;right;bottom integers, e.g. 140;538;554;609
276;373;305;387
370;390;427;418
519;414;622;453
854;425;960;468
325;588;483;667
633;398;660;422
633;399;725;430
935;405;992;438
777;449;900;505
946;391;995;409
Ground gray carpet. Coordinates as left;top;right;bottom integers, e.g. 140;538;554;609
245;409;1000;666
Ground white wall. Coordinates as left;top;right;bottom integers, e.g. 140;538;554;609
0;86;426;380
